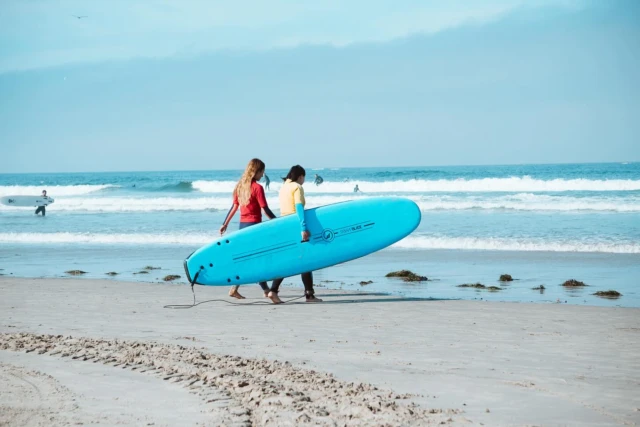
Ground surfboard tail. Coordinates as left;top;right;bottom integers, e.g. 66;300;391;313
183;259;193;284
183;251;205;286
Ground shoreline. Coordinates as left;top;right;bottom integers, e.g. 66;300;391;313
2;276;639;425
2;246;639;308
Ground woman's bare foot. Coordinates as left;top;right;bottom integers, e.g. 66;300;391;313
264;291;270;298
228;289;245;299
305;296;323;303
268;291;283;304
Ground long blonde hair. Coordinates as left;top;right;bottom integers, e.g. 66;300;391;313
234;158;265;206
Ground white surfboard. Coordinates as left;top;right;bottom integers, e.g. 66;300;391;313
0;196;55;207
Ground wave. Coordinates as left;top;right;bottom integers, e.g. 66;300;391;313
412;193;640;212
0;185;116;197
1;194;638;213
393;236;640;254
151;181;194;192
191;180;237;193
0;232;210;245
0;197;224;212
191;177;640;194
1;232;637;253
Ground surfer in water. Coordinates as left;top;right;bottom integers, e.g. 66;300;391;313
353;184;360;193
220;158;276;299
314;174;324;186
35;190;47;216
268;165;323;304
264;174;270;190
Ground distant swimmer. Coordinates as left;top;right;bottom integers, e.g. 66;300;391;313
314;174;324;186
353;184;360;193
264;174;271;190
35;190;48;216
72;15;88;19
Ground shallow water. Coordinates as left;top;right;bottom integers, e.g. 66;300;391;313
1;163;638;307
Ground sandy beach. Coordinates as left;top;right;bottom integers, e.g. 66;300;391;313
1;276;639;426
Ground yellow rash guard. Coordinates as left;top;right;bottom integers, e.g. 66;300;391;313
279;179;307;231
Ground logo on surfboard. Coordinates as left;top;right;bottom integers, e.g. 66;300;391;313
320;222;374;242
321;229;335;242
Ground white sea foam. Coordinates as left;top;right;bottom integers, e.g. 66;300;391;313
193;177;640;193
4;177;634;200
191;180;238;193
2;197;228;212
0;185;116;197
413;193;640;212
0;232;211;245
393;236;640;254
1;232;638;254
1;193;638;213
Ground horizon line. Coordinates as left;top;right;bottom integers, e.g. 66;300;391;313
1;161;638;176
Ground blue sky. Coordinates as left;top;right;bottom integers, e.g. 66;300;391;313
1;0;639;172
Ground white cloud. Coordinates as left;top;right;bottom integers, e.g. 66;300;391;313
0;0;586;73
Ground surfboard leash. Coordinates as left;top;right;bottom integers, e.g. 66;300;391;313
163;271;305;309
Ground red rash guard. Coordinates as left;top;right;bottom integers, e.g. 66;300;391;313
233;180;268;223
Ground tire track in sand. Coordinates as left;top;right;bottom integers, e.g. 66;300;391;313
1;332;463;426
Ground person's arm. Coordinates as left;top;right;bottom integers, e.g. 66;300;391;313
256;185;276;220
293;187;309;241
263;206;276;219
295;203;306;230
220;203;239;235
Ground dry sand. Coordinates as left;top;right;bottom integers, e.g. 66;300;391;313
1;276;639;426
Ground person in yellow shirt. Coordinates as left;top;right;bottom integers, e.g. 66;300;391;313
268;165;323;304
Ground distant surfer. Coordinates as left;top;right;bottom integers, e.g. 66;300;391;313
219;159;276;300
353;184;360;193
268;165;323;304
264;174;270;190
35;190;47;216
314;174;324;186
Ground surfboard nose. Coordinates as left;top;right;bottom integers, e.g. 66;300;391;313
405;198;421;225
387;197;421;232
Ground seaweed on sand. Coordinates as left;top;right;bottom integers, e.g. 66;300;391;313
593;290;622;298
65;270;87;276
562;279;587;287
385;270;428;282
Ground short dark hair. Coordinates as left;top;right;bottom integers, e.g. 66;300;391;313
285;165;306;182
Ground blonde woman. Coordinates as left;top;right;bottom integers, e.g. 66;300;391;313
220;158;276;299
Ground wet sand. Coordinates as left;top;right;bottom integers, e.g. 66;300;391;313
1;277;639;426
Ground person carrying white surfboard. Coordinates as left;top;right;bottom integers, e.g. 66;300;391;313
219;158;277;300
35;190;48;216
268;165;323;304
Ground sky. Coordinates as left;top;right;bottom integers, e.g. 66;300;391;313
0;0;639;173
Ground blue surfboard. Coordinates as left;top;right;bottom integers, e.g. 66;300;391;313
184;197;420;286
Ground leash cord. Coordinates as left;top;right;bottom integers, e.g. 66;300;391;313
163;271;305;308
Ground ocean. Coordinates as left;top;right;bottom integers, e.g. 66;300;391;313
1;163;639;307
